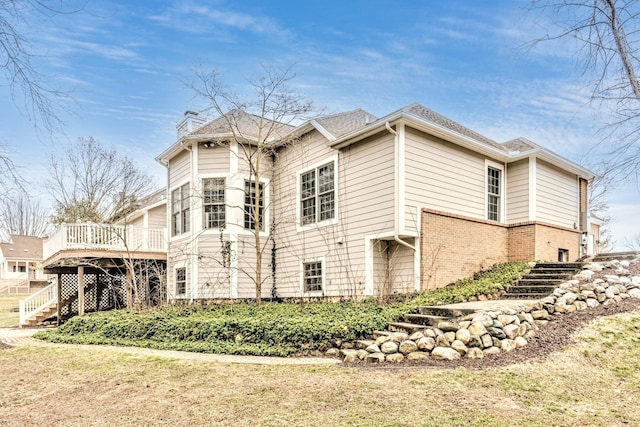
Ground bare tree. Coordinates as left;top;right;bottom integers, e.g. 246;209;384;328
185;64;314;304
528;0;640;180
0;192;51;239
0;0;82;133
48;136;154;224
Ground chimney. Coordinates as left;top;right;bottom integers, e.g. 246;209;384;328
176;110;206;139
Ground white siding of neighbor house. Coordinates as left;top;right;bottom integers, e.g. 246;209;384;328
506;159;529;223
147;205;167;229
272;129;396;298
405;128;486;220
536;159;579;228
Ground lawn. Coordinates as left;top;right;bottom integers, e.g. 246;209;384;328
0;294;27;328
1;310;638;426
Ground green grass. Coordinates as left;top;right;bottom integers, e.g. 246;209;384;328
4;310;640;426
0;293;27;327
35;262;530;356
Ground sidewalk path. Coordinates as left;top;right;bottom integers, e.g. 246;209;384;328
0;327;340;366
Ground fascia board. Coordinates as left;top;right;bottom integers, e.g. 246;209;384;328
509;148;594;180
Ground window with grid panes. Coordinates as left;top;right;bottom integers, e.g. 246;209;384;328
303;261;323;292
175;267;186;295
487;167;501;221
203;178;225;229
244;180;264;231
300;162;334;225
171;183;190;236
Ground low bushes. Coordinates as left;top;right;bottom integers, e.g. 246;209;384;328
35;262;530;356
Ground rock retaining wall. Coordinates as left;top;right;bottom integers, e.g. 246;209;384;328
328;258;640;363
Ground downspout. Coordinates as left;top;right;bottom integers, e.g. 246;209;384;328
180;140;196;303
385;122;416;252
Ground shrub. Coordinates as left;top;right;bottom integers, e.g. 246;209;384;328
35;262;529;356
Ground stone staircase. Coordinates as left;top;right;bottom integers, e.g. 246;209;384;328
502;262;584;300
376;305;479;337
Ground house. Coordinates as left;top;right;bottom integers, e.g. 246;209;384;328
0;235;48;294
156;104;596;301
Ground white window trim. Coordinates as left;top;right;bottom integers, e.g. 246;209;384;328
300;256;326;296
199;173;229;233
296;155;339;232
169;179;191;241
485;160;505;223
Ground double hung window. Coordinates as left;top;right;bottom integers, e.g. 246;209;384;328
203;178;225;229
300;162;335;225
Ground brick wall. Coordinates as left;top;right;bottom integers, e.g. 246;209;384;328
533;223;581;262
421;209;582;290
420;209;508;290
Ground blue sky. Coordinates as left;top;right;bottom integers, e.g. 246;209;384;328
1;0;638;248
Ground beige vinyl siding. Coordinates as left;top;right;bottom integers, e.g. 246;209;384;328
147;205;167;229
536;160;579;228
506;159;529;223
168;150;191;187
405;128;485;220
196;234;231;299
235;233;272;298
197;144;229;172
272;130;395;298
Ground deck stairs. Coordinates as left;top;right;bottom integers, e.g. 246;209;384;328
502;262;584;300
19;280;99;327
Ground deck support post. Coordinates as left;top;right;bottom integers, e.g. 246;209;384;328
56;273;62;326
78;266;85;316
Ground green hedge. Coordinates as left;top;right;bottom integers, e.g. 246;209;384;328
35;262;530;356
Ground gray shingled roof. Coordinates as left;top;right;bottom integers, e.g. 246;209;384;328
314;109;377;139
191;109;295;141
401;103;506;152
501;137;541;153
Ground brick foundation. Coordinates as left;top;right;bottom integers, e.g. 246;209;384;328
420;209;581;290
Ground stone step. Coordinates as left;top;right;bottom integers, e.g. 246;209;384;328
522;273;573;280
418;306;477;318
593;251;639;262
533;262;584;270
373;330;391;339
387;322;426;334
516;279;565;287
403;313;449;326
501;292;550;300
505;285;556;295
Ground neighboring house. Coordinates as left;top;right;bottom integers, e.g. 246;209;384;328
156;104;596;301
0;235;48;294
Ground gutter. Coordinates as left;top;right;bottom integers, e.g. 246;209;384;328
385;122;416;252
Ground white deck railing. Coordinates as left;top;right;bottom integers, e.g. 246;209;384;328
43;223;167;261
19;281;57;326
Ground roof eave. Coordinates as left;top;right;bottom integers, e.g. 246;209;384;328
510;148;594;180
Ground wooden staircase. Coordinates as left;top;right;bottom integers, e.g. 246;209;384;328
502;262;584;300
